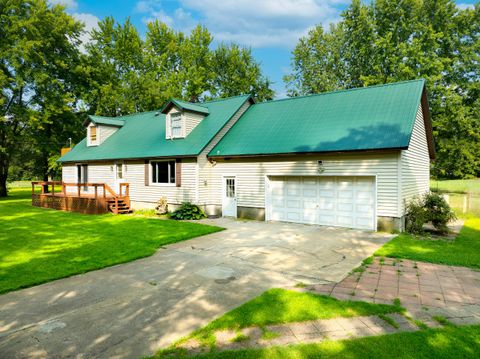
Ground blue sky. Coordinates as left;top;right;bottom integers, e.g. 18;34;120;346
51;0;478;98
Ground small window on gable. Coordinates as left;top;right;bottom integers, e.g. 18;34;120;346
90;126;97;142
170;112;183;138
151;160;175;185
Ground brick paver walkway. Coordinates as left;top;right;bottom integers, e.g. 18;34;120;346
177;257;480;355
311;257;480;309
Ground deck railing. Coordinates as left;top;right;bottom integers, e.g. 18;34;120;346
31;181;130;214
31;181;129;199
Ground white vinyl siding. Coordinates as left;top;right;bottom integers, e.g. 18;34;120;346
125;158;197;204
197;99;252;205
400;104;430;212
62;159;197;205
87;124;119;147
98;125;119;144
205;152;401;218
62;162;116;195
185;111;204;136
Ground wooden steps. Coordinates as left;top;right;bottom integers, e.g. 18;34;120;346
106;198;133;214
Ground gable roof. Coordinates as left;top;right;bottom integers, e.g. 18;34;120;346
59;95;251;163
161;98;210;115
209;79;432;158
84;116;125;127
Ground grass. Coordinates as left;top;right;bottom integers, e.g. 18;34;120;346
195;289;404;333
374;217;480;269
430;178;480;194
167;288;404;351
166;325;480;358
378;314;400;329
0;188;223;294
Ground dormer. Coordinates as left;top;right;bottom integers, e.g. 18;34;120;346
161;99;209;140
84;116;125;147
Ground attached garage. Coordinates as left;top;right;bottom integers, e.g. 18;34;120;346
267;176;376;230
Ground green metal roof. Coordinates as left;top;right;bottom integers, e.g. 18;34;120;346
209;79;426;157
59;95;251;162
161;98;209;115
87;116;125;127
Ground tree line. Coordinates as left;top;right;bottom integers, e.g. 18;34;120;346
1;0;479;197
286;0;480;179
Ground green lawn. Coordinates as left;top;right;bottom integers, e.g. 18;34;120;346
430;178;480;194
375;217;480;269
164;288;403;351
0;188;223;294
176;325;480;359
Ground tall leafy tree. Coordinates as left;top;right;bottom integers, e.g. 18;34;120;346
210;43;274;101
285;0;480;179
0;0;83;196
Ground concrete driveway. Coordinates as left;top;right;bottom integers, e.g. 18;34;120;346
0;219;393;359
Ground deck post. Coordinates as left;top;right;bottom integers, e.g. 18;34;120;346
52;183;55;196
31;182;34;195
77;184;81;198
62;183;66;195
41;183;45;194
114;197;119;214
94;185;98;199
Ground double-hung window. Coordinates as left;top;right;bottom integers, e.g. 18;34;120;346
170;113;183;138
151;160;176;185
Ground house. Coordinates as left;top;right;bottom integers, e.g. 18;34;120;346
58;79;434;231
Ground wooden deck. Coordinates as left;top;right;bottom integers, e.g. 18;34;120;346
32;181;131;215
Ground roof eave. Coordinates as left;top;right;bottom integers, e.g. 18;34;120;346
207;147;407;159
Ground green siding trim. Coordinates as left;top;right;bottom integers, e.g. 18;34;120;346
59;95;251;163
209;79;426;157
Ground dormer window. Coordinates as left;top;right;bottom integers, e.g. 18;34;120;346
90;126;97;142
171;112;183;138
87;124;99;146
162;99;209;140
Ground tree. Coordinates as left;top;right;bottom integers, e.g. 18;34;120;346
0;0;83;196
210;43;274;101
285;0;480;179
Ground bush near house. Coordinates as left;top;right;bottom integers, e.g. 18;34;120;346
170;202;207;220
405;192;456;234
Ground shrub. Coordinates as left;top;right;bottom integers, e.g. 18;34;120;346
405;196;428;234
424;192;456;233
405;192;456;234
170;202;207;220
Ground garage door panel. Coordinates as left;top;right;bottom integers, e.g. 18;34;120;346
269;176;375;230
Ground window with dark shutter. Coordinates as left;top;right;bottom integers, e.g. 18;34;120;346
150;160;176;185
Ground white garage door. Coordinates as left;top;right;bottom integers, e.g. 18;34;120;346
268;176;376;230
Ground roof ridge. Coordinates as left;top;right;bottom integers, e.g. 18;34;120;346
255;79;425;106
171;98;208;108
202;94;251;104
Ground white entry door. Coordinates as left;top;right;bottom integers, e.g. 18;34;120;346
222;176;237;217
268;176;376;230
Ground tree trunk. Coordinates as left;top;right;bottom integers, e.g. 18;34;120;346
0;157;8;197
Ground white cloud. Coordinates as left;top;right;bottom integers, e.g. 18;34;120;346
457;3;475;10
135;0;345;48
48;0;78;10
73;12;100;52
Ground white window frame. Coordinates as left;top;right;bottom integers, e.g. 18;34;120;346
87;124;99;146
170;112;184;139
150;160;176;186
114;162;124;180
